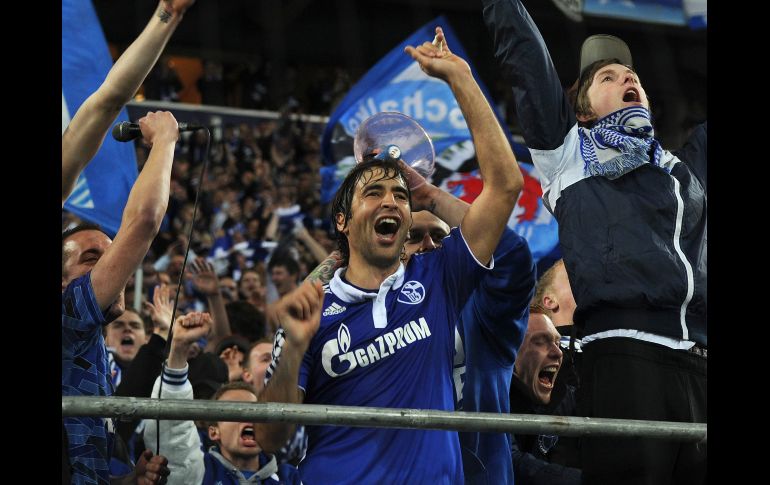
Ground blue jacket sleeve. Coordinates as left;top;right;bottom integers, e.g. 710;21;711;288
466;227;535;365
481;0;576;150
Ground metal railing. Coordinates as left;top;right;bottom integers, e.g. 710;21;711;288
63;396;706;443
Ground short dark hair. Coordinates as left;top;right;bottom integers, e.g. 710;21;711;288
330;159;411;264
267;255;300;276
224;301;266;342
211;380;258;402
62;222;107;242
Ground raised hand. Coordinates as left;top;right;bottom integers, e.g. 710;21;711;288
161;0;196;17
144;284;174;340
138;111;179;147
172;311;212;345
403;26;472;84
134;449;170;485
276;280;325;349
190;257;219;296
220;345;245;381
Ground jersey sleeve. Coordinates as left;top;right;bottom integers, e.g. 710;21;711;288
430;226;495;315
466;227;535;364
62;272;107;332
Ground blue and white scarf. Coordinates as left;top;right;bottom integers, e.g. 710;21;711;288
579;106;665;179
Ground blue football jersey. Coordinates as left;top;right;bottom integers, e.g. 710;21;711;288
62;273;115;485
297;227;491;484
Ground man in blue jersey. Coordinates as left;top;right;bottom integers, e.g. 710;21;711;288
62;1;195;482
62;110;180;484
256;26;523;484
144;312;301;485
404;205;535;485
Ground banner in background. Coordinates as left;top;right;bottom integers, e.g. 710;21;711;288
320;16;558;262
62;0;137;236
583;0;706;28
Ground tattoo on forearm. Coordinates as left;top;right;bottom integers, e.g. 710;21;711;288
157;7;172;23
305;256;339;284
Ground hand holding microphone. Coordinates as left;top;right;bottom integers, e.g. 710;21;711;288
112;112;204;142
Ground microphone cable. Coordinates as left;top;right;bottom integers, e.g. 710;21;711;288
155;125;212;456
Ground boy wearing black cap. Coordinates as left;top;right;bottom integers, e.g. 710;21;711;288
481;1;706;484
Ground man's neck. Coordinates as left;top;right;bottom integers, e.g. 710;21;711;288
278;284;298;298
552;315;573;327
344;255;401;290
246;294;265;311
220;449;260;473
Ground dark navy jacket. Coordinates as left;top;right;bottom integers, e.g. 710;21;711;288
509;376;581;485
482;0;706;346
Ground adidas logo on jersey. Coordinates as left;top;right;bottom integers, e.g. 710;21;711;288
323;302;347;316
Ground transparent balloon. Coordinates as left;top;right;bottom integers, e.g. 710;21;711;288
353;112;435;179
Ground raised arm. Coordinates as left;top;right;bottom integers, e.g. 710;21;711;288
189;257;232;353
255;280;324;453
144;312;210;485
62;0;195;205
405;27;522;265
90;111;179;312
294;224;332;266
401;162;470;229
480;0;575;149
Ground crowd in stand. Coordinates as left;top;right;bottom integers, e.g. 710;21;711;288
62;1;705;484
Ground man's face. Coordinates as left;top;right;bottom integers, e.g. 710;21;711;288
514;313;563;405
62;230;125;318
580;63;649;122
209;389;261;462
104;309;147;363
338;168;412;268
167;255;186;281
239;271;263;299
270;266;295;296
404;211;450;260
242;342;273;394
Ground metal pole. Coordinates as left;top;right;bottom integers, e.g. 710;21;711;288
62;396;706;443
133;266;143;312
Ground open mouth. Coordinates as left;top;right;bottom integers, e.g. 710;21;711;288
538;365;559;388
240;426;257;446
623;88;640;103
374;216;401;239
120;336;135;347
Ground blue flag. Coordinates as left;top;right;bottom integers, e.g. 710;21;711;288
320;16;558;262
62;0;137;237
583;0;706;28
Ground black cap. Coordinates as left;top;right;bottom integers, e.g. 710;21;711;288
214;335;251;357
188;352;229;400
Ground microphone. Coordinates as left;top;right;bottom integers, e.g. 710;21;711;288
111;121;205;142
